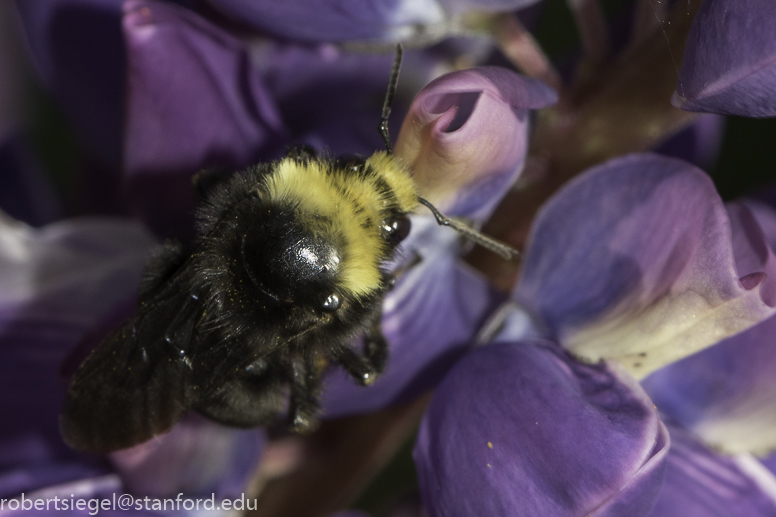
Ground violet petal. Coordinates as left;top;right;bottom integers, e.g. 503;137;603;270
439;0;542;16
395;67;557;220
122;0;286;238
110;414;264;499
15;0;126;170
414;340;668;517
654;113;726;171
672;0;776;117
322;217;502;418
206;0;542;42
514;153;776;379
0;212;155;494
0;134;62;227
644;426;776;517
641;201;776;455
259;44;435;157
205;0;446;42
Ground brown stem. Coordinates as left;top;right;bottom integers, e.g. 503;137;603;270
567;0;611;68
245;395;430;517
493;13;563;92
630;0;669;50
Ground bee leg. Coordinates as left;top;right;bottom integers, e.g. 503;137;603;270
334;313;389;386
287;353;321;433
363;320;389;376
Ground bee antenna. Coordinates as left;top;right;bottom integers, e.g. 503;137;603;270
380;43;404;155
417;197;520;261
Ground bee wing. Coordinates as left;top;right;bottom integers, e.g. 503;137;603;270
60;272;199;453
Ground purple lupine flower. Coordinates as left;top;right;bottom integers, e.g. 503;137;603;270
672;0;776;117
2;0;559;508
414;154;776;515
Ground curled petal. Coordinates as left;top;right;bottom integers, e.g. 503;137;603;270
414;340;668;517
122;0;286;237
514;154;776;379
672;0;776;117
322;218;502;417
110;414;264;498
644;426;776;517
395;67;557;220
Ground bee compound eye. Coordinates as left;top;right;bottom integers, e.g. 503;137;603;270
382;215;411;246
321;293;340;312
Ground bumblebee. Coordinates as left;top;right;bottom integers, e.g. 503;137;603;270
60;46;516;452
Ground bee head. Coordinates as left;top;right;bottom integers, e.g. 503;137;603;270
241;207;343;312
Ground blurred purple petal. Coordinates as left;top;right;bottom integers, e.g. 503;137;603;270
110;414;263;498
745;200;776;252
15;0;126;171
672;0;776;117
395;67;556;220
439;0;542;16
514;153;776;379
322;217;502;417
654;113;726;171
205;0;446;42
645;426;776;517
259;44;434;157
0;134;62;227
206;0;542;42
415;340;668;516
0;212;155;494
122;0;286;237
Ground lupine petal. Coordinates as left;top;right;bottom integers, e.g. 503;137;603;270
514;154;776;379
322;217;502;418
258;44;435;157
109;414;264;499
641;202;776;455
0;134;62;227
654;113;725;171
205;0;446;42
0;211;155;494
672;0;776;117
395;66;556;220
122;0;286;237
644;426;776;516
438;0;542;16
15;0;125;170
414;340;668;517
206;0;542;42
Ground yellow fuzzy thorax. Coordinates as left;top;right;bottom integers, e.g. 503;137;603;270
262;152;418;299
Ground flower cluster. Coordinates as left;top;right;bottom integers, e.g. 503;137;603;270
1;0;776;515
